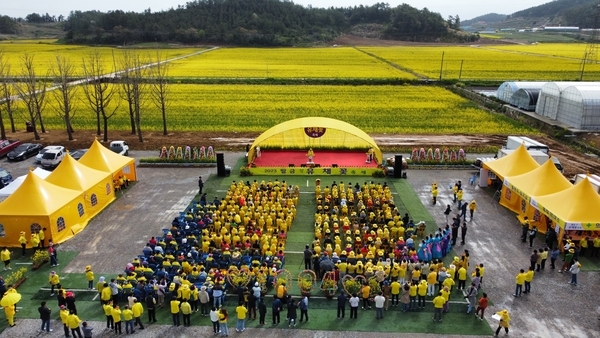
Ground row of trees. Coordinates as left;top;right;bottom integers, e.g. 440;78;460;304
62;0;470;45
0;51;172;143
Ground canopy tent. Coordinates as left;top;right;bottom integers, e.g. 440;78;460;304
483;144;540;181
0;168;51;197
501;160;573;233
45;154;116;222
248;117;383;164
78;139;137;181
534;178;600;231
0;173;87;247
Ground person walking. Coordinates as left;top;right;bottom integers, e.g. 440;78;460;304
456;188;464;209
235;301;247;332
218;308;229;337
181;300;192;327
68;310;83;338
460;222;468;245
460;202;468;221
198;176;204;195
1;247;12;271
432;291;445;322
337;292;347;319
374;292;385;320
49;271;60;297
493;309;510;337
258;298;267;325
468;200;477;220
528;226;538;247
145;293;156;323
210;306;220;334
298;295;308;323
568;259;581;285
550;247;560;269
170;297;181;327
475;292;488;321
444;205;452;223
38;301;52;333
272;296;282;325
464;283;477;314
349;293;360;319
287;297;298;327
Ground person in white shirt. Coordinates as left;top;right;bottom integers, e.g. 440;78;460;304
349;294;360;319
374;292;386;319
209;306;220;334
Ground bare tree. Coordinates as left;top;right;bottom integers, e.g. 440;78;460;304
150;51;170;136
51;55;77;141
0;52;16;135
119;50;148;142
15;54;47;140
82;51;119;142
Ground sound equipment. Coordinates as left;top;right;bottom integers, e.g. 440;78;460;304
394;155;403;178
217;153;226;177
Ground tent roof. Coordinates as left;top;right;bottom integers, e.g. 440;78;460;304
248;117;382;163
46;154;112;191
0;172;81;215
0;168;51;197
534;178;600;228
504;160;572;202
78;139;134;174
483;144;540;179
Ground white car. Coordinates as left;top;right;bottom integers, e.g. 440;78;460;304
109;141;129;156
36;146;65;163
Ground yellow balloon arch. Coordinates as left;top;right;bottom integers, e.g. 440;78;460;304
248;117;382;164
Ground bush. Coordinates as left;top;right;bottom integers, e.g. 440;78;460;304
31;250;50;266
5;267;27;287
240;167;253;176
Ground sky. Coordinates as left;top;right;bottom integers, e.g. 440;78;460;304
2;0;551;21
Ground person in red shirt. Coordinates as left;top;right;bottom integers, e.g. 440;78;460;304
475;292;488;320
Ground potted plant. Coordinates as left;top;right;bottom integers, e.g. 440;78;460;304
5;267;27;288
342;274;367;296
297;270;316;297
320;271;337;299
274;269;292;292
226;266;251;291
31;250;50;270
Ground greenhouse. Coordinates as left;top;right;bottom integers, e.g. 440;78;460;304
556;86;600;130
496;82;547;103
535;82;598;120
511;88;540;111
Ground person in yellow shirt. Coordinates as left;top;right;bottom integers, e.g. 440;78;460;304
181;300;192;327
440;286;451;313
31;233;40;250
390;280;401;307
85;265;94;290
409;281;418;310
111;305;122;335
18;231;27;257
427;268;437;296
170;297;181;327
432;291;446;322
276;282;286;300
67;310;83;338
411;267;420;283
468;200;477;220
49;271;60;296
361;283;371;309
417;280;427;308
514;269;525;297
457;266;467;290
523;267;535;294
1;247;12;271
132;299;145;330
236;301;247;332
102;302;114;330
494;309;511;336
443;276;455;292
38;228;46;248
122;305;134;334
59;305;70;335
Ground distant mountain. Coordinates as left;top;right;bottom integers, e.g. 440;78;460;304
510;0;597;20
461;13;508;27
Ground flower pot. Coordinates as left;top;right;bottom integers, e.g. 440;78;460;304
12;277;26;289
32;259;49;270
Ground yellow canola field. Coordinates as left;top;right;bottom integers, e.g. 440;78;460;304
168;47;414;78
42;84;531;135
0;40;201;76
489;43;589;59
362;45;600;81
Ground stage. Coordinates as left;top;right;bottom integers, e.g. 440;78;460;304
249;150;381;176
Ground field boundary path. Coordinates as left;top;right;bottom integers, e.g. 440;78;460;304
354;46;428;80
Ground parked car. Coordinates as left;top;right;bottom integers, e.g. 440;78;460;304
36;145;65;163
109;141;129;156
0;168;12;185
7;143;42;161
0;140;22;158
70;149;88;161
41;148;65;169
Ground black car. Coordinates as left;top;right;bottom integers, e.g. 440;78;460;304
70;149;88;161
7;143;43;161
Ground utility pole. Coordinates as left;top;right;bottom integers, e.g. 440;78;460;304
439;51;445;81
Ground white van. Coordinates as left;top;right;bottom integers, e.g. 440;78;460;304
41;148;65;169
505;136;550;154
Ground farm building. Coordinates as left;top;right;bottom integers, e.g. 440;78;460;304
543;26;579;32
497;81;547;103
511;88;540;111
555;86;600;130
535;82;598;120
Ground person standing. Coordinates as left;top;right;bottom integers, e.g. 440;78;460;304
298;295;308;323
417;280;427;309
528;226;538;248
287;297;298;327
198;176;204;195
400;283;410;312
303;245;312;270
550;247;560;269
1;247;11;270
432;291;445;322
103;301;114;330
67;310;83;338
132;299;145;330
524;267;534;294
111;305;122;335
170;297;181;327
520;217;530;243
460;202;468;221
122;305;134;334
18;231;27;257
349;293;359;319
559;248;575;273
464;283;477;314
235;301;247;332
460;222;468;245
258;299;267;325
468;200;477;220
199;285;210;316
59;305;70;336
432;186;438;205
540;247;549;270
444;205;452;223
514;269;525;297
38;301;52;333
456;189;464;209
181;300;192;327
451;217;460;246
391;279;401;306
85;266;94;290
272;296;282;325
82;322;92;338
247;291;256;321
568;259;581;285
145;293;156;323
374;292;385;320
361;282;371;310
49;271;60;297
530;250;539;271
49;244;58;267
210;306;220;334
337;292;346;319
494;309;510;337
218;308;229;337
475;292;488;321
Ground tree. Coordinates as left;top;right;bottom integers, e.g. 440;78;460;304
119;50;148;142
82;51;119;142
15;54;47;141
51;55;78;141
150;51;170;136
0;52;16;137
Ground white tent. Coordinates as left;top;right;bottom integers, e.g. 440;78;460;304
0;168;51;197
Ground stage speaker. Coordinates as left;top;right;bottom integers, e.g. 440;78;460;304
394;155;403;178
332;164;338;168
217;153;226;177
315;164;321;168
300;164;307;168
289;164;295;167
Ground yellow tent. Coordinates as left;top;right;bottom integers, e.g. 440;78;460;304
45;154;116;225
248;117;383;164
483;144;540;181
0;173;87;247
78;139;137;181
501;160;573;233
534;178;600;231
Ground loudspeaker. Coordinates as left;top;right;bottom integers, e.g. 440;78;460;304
300;164;307;168
315;164;321;168
217;153;226;177
394;155;403;178
289;164;295;167
332;164;338;168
